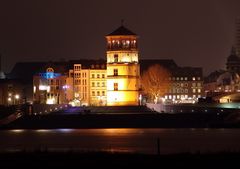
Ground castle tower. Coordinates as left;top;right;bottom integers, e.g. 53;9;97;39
106;24;140;106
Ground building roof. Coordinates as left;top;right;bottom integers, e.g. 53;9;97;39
140;59;178;73
68;59;106;69
107;26;137;36
171;67;203;77
7;62;46;84
204;70;226;83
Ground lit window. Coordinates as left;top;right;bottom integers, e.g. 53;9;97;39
114;83;118;91
92;74;95;78
102;91;105;96
192;77;195;81
102;74;105;78
92;82;95;87
198;89;201;93
180;77;183;80
114;69;118;76
197;77;201;80
176;77;179;81
192;83;196;87
92;91;95;96
102;82;105;87
114;54;118;62
97;82;100;87
185;77;188;80
97;74;100;78
97;91;100;96
197;83;201;87
193;89;196;93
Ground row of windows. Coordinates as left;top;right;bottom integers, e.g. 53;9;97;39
193;89;201;93
92;91;105;96
92;82;105;87
91;64;105;69
75;79;87;85
74;65;81;70
75;86;87;92
165;95;201;100
48;79;66;85
172;82;201;87
74;73;87;78
170;77;201;81
170;89;189;94
169;88;201;94
91;74;105;78
47;93;59;97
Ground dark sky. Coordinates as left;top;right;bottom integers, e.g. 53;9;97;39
0;0;240;75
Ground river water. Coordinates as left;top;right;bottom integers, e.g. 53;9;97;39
1;128;240;154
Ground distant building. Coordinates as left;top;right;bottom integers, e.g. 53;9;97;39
140;60;204;104
68;63;107;106
0;79;24;105
226;47;240;72
166;67;203;103
204;46;240;103
89;64;107;106
33;63;69;104
106;25;140;106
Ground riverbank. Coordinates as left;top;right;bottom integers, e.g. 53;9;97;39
1;151;240;168
2;111;239;129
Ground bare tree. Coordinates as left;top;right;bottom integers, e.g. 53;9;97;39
141;64;171;103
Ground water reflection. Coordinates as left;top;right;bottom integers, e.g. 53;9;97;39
1;128;240;154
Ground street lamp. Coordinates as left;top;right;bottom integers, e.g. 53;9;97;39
15;94;20;105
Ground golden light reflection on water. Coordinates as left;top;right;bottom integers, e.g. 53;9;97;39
102;128;141;136
11;129;25;133
36;129;50;133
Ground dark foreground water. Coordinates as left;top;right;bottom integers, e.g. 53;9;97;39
1;128;240;154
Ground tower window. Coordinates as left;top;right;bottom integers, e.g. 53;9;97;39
114;69;118;76
114;83;118;91
114;54;118;62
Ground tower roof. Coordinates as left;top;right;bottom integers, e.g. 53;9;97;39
107;25;137;36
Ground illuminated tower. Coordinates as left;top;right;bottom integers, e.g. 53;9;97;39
106;24;140;106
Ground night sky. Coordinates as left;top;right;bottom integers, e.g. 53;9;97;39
0;0;240;75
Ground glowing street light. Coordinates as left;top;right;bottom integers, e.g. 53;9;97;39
15;94;20;99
